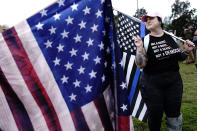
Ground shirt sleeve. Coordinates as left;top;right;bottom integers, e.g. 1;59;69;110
177;50;189;61
168;34;189;61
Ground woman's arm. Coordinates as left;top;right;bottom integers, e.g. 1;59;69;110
177;40;195;61
134;36;147;69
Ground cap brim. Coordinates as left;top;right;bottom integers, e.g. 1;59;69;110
141;15;148;22
142;13;162;22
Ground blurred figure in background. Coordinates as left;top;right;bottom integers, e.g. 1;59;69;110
193;29;197;73
183;25;195;64
0;25;9;33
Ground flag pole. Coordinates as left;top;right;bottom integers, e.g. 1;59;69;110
162;30;185;43
113;9;195;47
137;0;139;10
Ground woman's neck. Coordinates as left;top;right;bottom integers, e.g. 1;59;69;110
150;28;164;37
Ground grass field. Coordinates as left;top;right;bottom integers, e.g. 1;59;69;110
133;62;197;131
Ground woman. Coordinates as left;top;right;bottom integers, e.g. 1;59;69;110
193;29;197;73
134;11;194;131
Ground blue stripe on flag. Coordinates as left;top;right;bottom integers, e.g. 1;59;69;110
128;68;140;105
140;23;146;38
128;22;145;104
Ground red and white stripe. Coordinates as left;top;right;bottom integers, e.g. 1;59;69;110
0;31;49;131
81;102;104;131
0;20;116;131
14;20;75;131
0;86;18;131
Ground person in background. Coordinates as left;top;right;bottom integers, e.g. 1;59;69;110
183;25;195;64
0;25;9;33
134;11;194;131
193;29;197;73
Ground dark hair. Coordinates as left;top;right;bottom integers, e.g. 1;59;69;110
157;16;163;29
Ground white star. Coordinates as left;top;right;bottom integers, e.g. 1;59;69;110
57;0;65;7
40;9;47;17
69;48;78;57
74;34;82;43
106;47;110;54
102;75;105;82
85;84;92;93
78;20;86;29
64;61;73;70
101;0;105;4
69;93;76;101
86;38;94;46
53;13;61;20
65;16;74;25
44;40;52;48
98;42;104;50
83;6;91;15
53;57;61;66
112;62;115;69
71;3;78;11
91;24;98;32
120;82;127;90
119;58;124;68
78;66;85;74
48;26;56;35
94;56;101;65
102;30;106;36
61;30;69;39
121;104;128;112
105;17;110;23
89;70;97;79
61;75;68;84
95;10;103;18
57;44;64;52
104;61;107;67
36;22;44;30
73;79;80;87
82;52;89;61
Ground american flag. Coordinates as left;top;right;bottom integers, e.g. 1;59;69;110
116;11;148;122
0;0;131;130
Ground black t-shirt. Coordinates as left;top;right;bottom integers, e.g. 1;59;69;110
143;33;183;75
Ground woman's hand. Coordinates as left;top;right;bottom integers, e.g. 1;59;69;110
184;40;195;52
133;36;143;48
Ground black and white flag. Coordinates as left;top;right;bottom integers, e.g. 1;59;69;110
116;11;148;122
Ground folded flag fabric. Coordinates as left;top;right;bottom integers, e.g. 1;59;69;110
0;0;128;130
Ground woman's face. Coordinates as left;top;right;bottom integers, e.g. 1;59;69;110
145;17;161;31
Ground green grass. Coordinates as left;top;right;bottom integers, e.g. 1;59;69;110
133;62;197;131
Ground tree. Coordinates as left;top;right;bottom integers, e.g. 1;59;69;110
170;0;193;19
134;8;147;19
163;16;171;29
166;0;197;36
